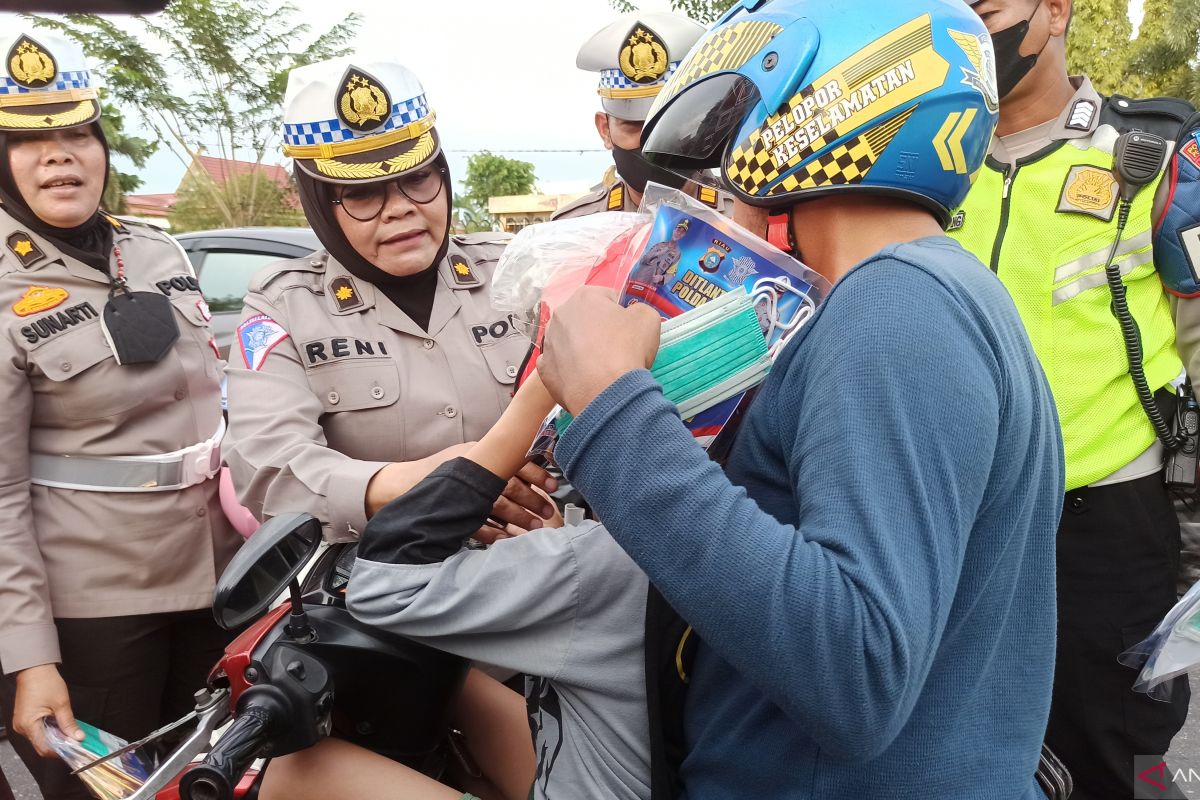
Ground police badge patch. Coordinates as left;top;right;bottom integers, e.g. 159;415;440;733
620;24;669;84
7;36;56;90
1057;165;1119;222
237;314;290;371
336;66;392;133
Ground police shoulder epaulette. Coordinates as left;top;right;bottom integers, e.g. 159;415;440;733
1102;95;1199;140
697;185;720;209
551;186;606;220
451;231;512;247
607;182;625;211
248;252;326;294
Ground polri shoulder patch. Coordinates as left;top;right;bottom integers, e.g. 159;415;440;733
329;276;363;312
1182;136;1200;171
13;285;68;317
449;254;475;285
237;313;290;371
7;232;45;268
607;183;625;211
1057;165;1119;222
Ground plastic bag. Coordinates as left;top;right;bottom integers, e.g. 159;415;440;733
44;717;150;800
1119;577;1200;700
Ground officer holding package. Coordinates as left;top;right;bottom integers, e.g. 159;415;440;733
554;11;734;220
225;56;556;541
0;31;240;800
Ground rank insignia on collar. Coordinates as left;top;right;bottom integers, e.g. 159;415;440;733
336;66;391;133
1065;99;1097;132
607;183;624;211
620;24;669;84
329;276;364;312
7;232;45;267
13;285;68;317
7;36;56;90
449;254;474;285
698;186;719;208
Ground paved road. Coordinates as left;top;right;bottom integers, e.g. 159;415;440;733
3;675;1200;798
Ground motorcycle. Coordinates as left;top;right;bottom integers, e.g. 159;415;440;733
82;513;469;800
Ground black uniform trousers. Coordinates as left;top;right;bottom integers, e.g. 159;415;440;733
0;609;231;800
1046;472;1190;800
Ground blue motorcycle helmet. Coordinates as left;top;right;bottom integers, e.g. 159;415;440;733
640;0;999;226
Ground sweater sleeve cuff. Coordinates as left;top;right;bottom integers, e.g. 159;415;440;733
327;459;390;540
0;623;60;674
557;369;669;475
359;457;507;565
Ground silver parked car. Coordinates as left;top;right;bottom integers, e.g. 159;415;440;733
175;227;320;357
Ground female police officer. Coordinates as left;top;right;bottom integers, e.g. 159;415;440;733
225;57;555;536
0;31;241;799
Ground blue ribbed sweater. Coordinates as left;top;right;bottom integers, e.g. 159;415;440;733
557;236;1064;799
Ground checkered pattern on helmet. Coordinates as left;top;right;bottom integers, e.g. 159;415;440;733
282;94;430;147
0;70;91;96
772;137;877;194
599;62;679;90
657;20;783;107
726;128;837;195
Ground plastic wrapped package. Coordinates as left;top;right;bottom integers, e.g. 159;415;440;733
43;717;150;800
1119;578;1200;700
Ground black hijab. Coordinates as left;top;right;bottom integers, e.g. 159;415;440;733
296;153;453;331
0;123;113;274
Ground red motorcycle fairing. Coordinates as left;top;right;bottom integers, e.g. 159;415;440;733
209;604;291;705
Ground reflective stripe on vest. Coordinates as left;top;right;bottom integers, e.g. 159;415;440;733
950;128;1180;490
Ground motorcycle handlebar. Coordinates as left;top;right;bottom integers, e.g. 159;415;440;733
179;691;286;800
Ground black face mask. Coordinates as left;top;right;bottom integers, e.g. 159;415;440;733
991;2;1044;99
611;142;688;194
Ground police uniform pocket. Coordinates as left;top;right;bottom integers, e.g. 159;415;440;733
476;337;525;387
307;360;401;413
28;326;182;420
169;294;214;329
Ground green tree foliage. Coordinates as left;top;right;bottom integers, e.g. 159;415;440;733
454;151;538;232
170;171;303;233
29;0;360;229
611;0;734;23
97;91;155;214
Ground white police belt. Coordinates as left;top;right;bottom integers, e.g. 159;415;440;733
29;419;225;493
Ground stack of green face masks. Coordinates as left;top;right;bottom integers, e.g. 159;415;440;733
652;287;771;419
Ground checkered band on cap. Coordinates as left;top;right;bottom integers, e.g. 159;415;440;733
599;61;680;90
282;93;430;148
0;69;90;96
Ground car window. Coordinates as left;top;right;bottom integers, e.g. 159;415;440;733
198;250;284;312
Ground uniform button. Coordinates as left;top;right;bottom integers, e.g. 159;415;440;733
443;405;458;419
327;391;340;405
60;361;71;373
505;365;518;378
1069;496;1085;511
174;388;187;401
423;339;435;350
370;386;385;400
196;507;207;517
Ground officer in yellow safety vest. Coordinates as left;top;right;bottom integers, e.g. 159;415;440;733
951;2;1200;798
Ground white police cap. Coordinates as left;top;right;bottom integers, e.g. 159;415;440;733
282;56;439;184
577;12;707;122
0;31;100;132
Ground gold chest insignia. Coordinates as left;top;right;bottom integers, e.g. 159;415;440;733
337;67;392;132
7;36;57;89
620;24;669;85
13;285;68;317
1058;166;1119;221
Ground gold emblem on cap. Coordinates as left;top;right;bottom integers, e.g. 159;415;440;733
8;36;56;89
619;25;669;85
337;67;391;133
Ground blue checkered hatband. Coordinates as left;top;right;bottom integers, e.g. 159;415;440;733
0;70;91;96
283;93;431;148
598;61;680;90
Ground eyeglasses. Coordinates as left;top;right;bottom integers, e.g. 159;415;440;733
332;166;445;221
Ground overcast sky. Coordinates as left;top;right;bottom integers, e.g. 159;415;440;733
5;0;1147;196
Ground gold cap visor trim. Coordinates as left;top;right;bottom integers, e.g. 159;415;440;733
0;86;98;109
282;113;436;161
295;129;440;183
598;84;665;100
0;99;99;131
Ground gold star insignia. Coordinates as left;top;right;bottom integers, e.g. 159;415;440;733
13;240;33;257
335;285;355;301
453;261;470;276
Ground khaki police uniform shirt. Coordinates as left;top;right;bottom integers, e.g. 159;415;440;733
225;233;529;541
0;211;240;674
552;179;736;220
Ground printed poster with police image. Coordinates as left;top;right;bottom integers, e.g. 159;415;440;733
619;187;829;443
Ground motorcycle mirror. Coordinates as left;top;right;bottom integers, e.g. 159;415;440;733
212;513;322;630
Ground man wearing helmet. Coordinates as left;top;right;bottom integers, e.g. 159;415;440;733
553;12;734;220
537;1;1064;797
951;1;1200;797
